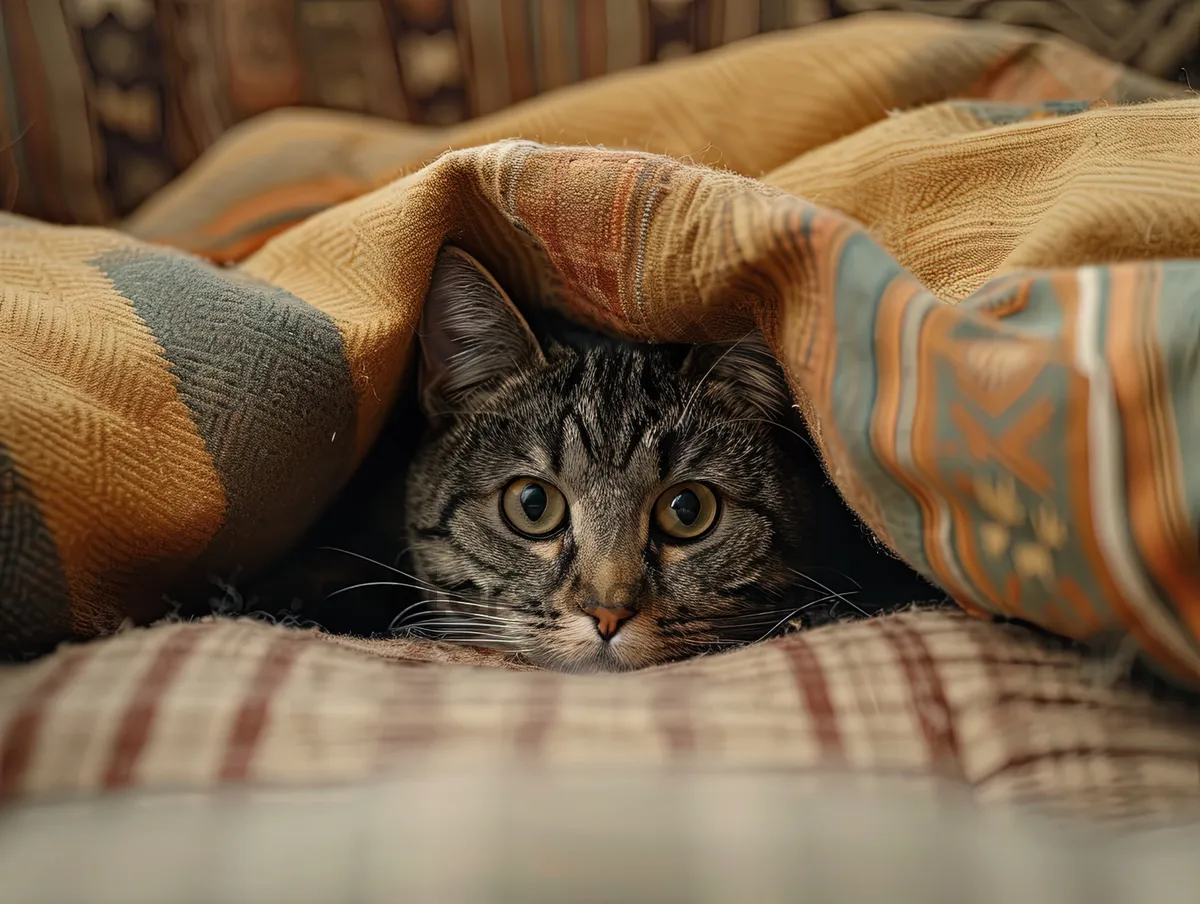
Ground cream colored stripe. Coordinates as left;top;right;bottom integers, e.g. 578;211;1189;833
248;640;389;782
539;672;669;763
814;630;932;768
13;772;1188;901
27;1;106;224
1073;267;1200;670
685;647;818;766
134;623;277;786
20;629;173;794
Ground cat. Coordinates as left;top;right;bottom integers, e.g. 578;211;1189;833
230;245;940;671
393;246;941;671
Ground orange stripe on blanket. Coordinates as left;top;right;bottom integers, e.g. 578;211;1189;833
802;210;857;413
1059;275;1200;681
1108;264;1200;646
869;274;954;594
915;307;1006;616
966;39;1123;104
152;174;369;262
103;626;208;789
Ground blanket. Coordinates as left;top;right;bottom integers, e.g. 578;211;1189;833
3;610;1200;824
5;13;1200;823
3;13;1200;685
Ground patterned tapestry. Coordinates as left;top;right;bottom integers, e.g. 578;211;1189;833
1;0;1198;225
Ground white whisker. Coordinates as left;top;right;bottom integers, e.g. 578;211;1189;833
411;632;517;646
436;598;516;615
790;569;869;617
325;580;467;600
411;615;529;629
694;416;816;453
318;547;440;590
749;593;842;643
386;599;434;631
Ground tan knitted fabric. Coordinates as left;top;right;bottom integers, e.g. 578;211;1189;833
124;13;1181;263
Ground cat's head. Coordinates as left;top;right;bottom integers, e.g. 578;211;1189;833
404;246;858;671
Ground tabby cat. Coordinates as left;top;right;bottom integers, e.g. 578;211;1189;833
234;246;938;669
391;246;939;671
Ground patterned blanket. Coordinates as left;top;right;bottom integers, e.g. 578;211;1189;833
3;14;1200;819
3;610;1199;824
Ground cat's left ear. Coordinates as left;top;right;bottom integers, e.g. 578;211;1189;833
681;331;794;416
418;246;545;416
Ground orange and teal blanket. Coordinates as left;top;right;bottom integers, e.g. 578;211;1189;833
4;14;1200;688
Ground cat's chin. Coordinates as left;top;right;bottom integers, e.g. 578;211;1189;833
524;641;651;674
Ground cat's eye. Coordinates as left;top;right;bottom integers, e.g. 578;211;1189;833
501;478;568;537
653;482;719;540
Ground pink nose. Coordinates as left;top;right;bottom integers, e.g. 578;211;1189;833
581;606;634;640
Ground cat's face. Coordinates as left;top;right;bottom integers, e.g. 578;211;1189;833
404;247;859;672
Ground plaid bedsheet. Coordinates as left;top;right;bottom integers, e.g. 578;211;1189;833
2;609;1199;825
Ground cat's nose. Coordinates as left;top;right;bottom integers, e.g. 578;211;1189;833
581;604;635;640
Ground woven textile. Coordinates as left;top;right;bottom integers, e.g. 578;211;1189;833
4;14;1200;818
5;16;1200;679
2;610;1200;824
124;14;1181;264
1;1;1197;224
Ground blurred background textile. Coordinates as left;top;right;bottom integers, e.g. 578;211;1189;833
2;0;1199;226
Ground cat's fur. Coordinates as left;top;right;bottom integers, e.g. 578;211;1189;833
398;246;939;671
232;246;939;669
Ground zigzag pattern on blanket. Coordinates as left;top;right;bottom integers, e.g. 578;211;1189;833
0;219;361;651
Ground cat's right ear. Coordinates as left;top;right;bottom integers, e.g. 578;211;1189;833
417;246;544;417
